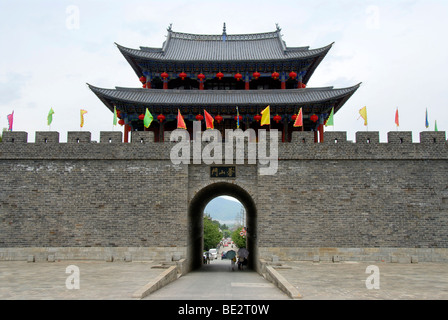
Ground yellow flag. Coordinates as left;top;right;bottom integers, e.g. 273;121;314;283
80;109;88;128
359;106;367;126
260;106;270;126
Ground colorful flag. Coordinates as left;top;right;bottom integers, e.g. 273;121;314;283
204;109;214;129
236;106;240;129
435;120;438;132
177;109;187;129
395;108;399;127
325;107;334;127
47;108;55;126
359;106;368;126
80;109;87;128
143;108;153;128
293;108;303;127
260;106;270;126
425;108;429;128
113;106;118;126
7;111;14;131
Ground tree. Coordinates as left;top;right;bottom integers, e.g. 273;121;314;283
231;226;246;249
203;216;222;251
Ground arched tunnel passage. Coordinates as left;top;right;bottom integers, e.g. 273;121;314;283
187;182;257;272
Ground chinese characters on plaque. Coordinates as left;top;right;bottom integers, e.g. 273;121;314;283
210;166;236;178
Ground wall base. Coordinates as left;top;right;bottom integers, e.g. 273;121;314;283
0;247;187;262
259;247;448;263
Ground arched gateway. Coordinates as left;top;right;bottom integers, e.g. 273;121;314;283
188;182;257;271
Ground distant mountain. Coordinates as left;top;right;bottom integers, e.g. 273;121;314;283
204;196;245;227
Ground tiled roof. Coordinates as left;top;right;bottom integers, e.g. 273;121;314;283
116;29;333;62
88;84;360;107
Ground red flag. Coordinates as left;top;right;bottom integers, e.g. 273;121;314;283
395;108;399;127
204;109;214;129
293;108;303;127
177;109;187;129
7;111;14;131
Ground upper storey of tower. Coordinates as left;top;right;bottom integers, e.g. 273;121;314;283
116;24;333;85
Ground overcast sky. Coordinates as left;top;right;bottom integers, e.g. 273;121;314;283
0;0;447;142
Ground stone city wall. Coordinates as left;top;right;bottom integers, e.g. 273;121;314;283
0;130;447;263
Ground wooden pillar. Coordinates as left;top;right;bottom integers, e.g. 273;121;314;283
281;72;286;89
199;80;204;90
159;121;164;142
245;80;250;90
282;118;288;142
163;79;168;90
124;124;131;143
318;123;324;143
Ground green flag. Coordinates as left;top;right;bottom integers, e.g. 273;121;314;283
47;108;55;126
435;120;438;132
113;106;118;126
144;108;153;128
325;107;334;127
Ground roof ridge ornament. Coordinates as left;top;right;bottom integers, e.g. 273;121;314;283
167;23;173;32
222;22;227;42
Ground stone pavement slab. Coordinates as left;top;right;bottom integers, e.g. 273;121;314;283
0;260;165;300
274;261;448;300
144;259;290;300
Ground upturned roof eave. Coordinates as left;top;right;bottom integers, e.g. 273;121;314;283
88;83;360;112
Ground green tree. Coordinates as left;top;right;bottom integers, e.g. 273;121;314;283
203;216;222;251
231;226;246;249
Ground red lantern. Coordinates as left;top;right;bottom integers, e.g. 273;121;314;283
138;114;145;120
254;114;262;122
289;71;297;79
234;73;243;81
234;115;243;122
253;71;261;80
273;114;282;123
179;72;187;80
161;72;169;80
291;114;298;121
300;83;306;88
310;114;318;123
216;72;224;80
272;72;280;80
196;114;204;121
197;73;205;81
215;114;223;123
157;114;165;122
142;83;147;88
118;119;125;126
139;76;146;83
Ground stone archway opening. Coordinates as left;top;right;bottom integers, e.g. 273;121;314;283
187;182;257;272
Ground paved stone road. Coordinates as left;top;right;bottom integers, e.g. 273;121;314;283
144;259;289;300
274;261;448;300
1;259;448;300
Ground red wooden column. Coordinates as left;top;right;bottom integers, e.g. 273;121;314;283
318;123;324;143
198;73;205;90
280;72;286;89
245;73;250;90
124;124;131;143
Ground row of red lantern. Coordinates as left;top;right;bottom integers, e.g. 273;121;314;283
143;71;304;82
122;112;318;125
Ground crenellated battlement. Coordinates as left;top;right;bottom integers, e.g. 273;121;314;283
1;130;447;161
